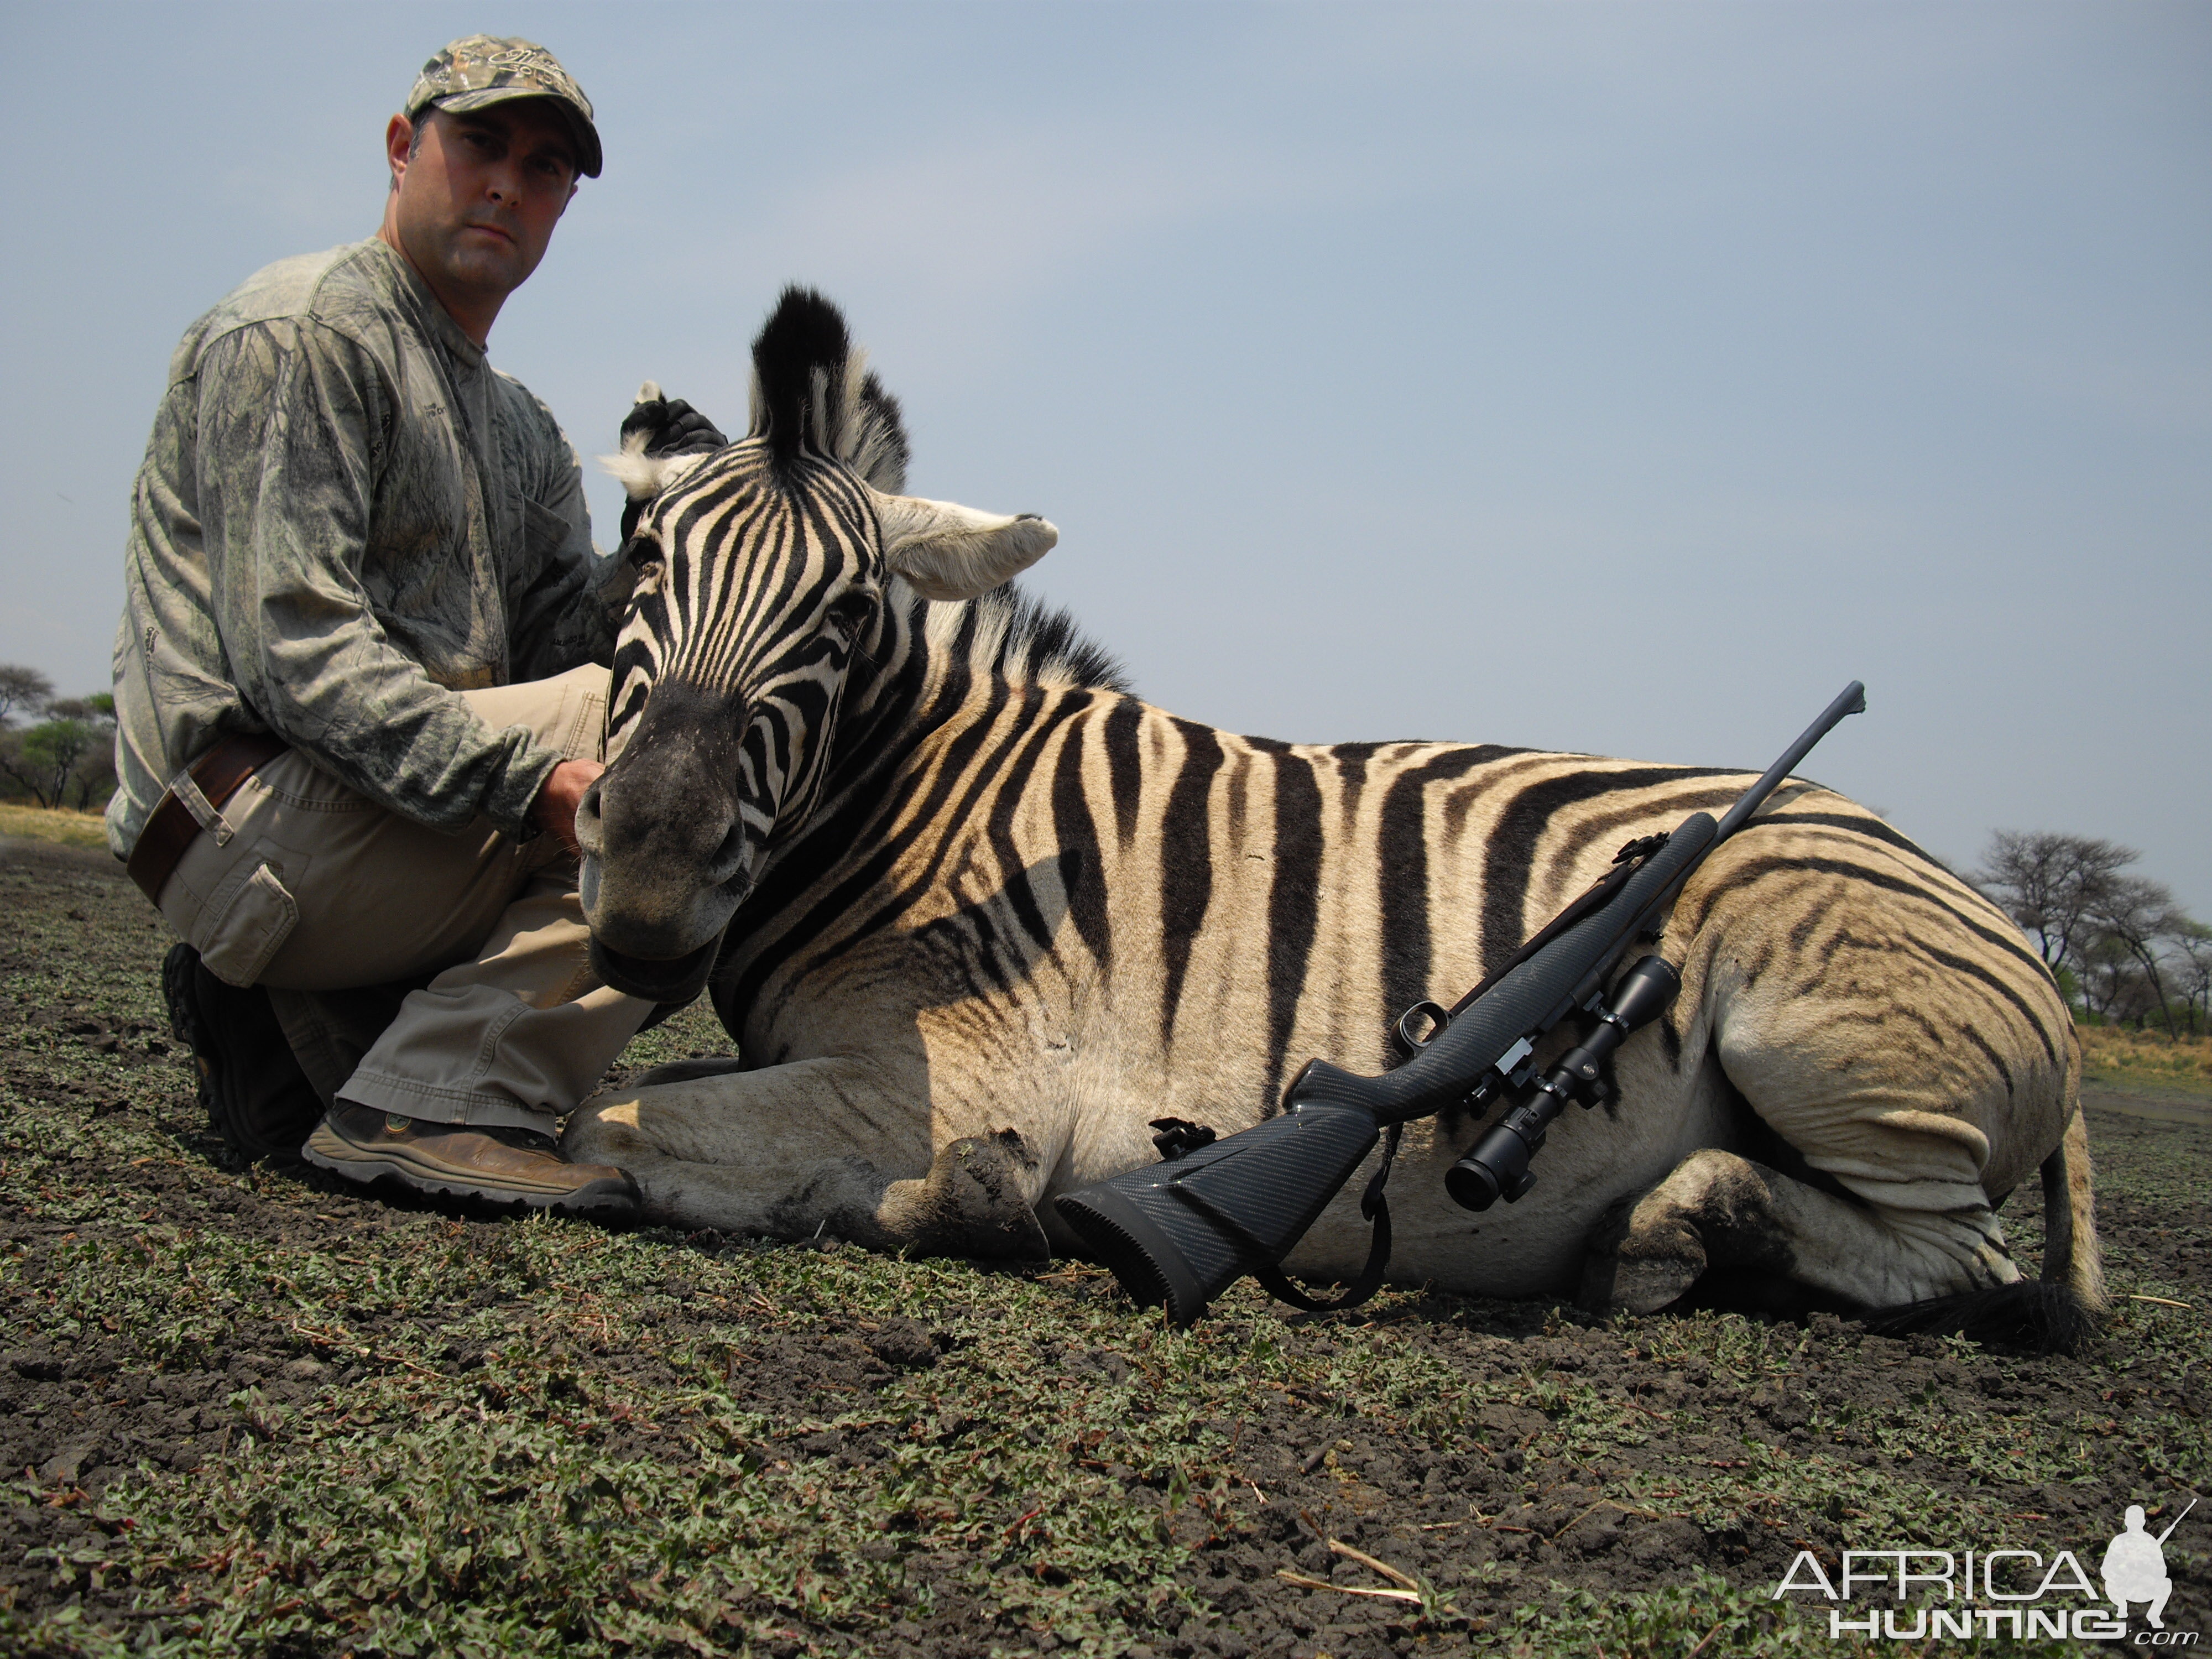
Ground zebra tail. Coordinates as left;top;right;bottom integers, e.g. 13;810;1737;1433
1863;1108;2106;1356
2039;1104;2106;1319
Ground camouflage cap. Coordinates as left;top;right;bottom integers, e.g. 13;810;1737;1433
404;35;602;178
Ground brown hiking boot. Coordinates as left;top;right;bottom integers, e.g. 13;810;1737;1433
302;1103;642;1220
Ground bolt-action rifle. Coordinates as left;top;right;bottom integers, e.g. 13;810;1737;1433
1054;681;1868;1327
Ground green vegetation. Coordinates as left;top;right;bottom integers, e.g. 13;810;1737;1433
0;665;115;813
4;844;2205;1657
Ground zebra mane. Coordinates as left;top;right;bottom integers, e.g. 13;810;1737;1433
749;286;910;491
922;583;1133;696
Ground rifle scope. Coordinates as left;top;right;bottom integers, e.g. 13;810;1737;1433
1443;954;1681;1209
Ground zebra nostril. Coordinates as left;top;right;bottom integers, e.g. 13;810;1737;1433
710;820;748;884
572;773;613;864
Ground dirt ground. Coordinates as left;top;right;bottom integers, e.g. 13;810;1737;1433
3;833;2206;1657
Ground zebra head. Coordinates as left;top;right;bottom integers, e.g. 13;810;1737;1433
578;287;1058;1003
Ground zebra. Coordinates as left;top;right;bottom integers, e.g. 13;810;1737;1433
568;287;2102;1348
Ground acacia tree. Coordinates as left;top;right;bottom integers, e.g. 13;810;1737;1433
0;664;53;728
0;663;58;805
1975;831;2135;978
58;693;116;810
2172;921;2212;1039
1978;830;2208;1036
2085;874;2185;1039
0;670;117;811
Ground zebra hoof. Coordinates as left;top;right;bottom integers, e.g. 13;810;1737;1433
1578;1194;1707;1316
1596;1248;1708;1317
886;1131;1050;1262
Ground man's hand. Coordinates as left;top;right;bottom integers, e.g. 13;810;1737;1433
620;395;726;458
617;390;728;539
532;758;603;857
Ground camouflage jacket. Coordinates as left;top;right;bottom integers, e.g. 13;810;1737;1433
107;237;624;857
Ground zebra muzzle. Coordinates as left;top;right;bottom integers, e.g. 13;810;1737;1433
589;933;721;1006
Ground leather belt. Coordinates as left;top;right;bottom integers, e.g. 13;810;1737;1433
126;732;290;906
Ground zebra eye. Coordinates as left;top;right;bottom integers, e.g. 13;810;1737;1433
823;594;872;645
623;535;664;573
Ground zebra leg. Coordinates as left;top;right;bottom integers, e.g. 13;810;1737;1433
562;1059;1051;1258
1597;875;2098;1341
1577;1147;2017;1316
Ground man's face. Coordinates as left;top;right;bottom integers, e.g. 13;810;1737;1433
387;102;578;315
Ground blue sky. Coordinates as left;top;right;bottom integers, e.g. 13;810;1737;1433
3;2;2206;910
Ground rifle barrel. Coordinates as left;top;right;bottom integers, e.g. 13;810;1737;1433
2156;1496;2197;1546
1713;680;1866;843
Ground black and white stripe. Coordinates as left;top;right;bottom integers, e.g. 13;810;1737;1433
571;289;2101;1347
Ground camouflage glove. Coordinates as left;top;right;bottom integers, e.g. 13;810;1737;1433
619;390;726;541
620;395;726;459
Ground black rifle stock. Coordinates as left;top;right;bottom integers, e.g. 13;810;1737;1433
1054;681;1866;1327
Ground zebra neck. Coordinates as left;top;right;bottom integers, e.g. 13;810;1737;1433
817;593;945;797
818;588;1057;810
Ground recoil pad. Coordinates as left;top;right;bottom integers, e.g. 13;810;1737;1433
1053;1100;1380;1326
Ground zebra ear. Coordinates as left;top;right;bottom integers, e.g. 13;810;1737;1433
873;493;1058;600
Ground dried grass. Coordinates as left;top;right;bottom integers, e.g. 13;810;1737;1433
2078;1021;2212;1089
0;801;109;849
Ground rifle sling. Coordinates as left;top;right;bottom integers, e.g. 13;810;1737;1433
1248;1198;1393;1315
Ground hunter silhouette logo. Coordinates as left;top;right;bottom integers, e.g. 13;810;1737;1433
2104;1500;2192;1633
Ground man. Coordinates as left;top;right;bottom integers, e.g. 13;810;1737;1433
109;36;721;1218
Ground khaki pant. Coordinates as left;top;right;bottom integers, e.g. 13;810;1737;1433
153;665;651;1137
